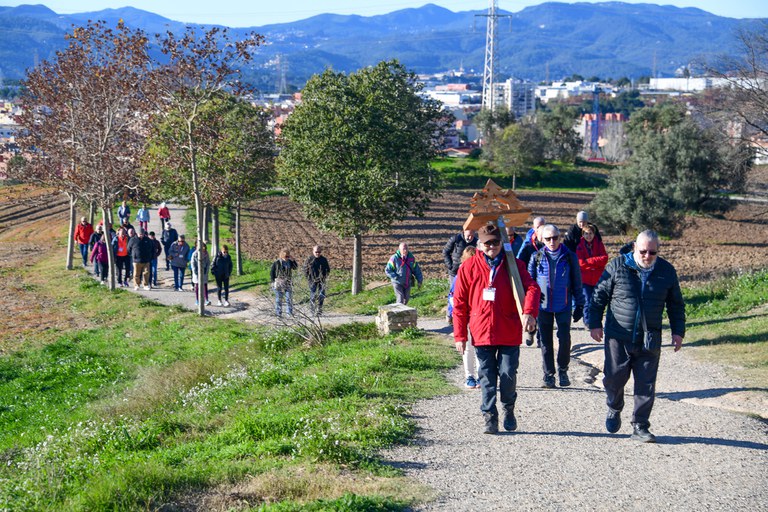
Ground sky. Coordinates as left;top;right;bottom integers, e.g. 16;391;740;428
2;0;767;26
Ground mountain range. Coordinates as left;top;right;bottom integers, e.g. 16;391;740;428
0;2;764;91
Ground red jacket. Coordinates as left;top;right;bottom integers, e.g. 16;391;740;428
453;251;540;346
158;206;170;219
74;222;94;245
575;238;609;286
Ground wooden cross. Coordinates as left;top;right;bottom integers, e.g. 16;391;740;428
463;179;532;318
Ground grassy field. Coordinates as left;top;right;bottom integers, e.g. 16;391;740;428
0;249;458;511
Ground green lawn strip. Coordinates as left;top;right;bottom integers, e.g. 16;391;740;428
327;275;448;317
1;252;458;510
682;268;768;319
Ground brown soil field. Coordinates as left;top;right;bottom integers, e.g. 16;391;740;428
239;189;768;286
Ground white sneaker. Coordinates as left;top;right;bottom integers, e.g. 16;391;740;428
216;301;222;306
204;300;211;306
223;300;230;307
133;285;139;291
143;286;150;290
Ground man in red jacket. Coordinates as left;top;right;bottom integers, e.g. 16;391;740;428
73;216;94;268
453;224;541;434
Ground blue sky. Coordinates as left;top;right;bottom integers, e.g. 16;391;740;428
3;1;767;26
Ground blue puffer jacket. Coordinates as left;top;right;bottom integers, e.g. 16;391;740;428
528;246;584;313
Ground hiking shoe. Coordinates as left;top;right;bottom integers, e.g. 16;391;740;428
465;376;477;389
606;410;622;434
503;408;517;432
558;369;571;387
631;424;656;443
483;413;498;435
542;374;556;388
223;300;230;307
216;301;222;306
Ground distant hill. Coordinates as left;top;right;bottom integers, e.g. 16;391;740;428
0;2;763;91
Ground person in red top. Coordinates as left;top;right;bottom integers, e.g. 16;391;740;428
453;224;541;434
158;202;171;231
575;223;609;328
73;216;94;268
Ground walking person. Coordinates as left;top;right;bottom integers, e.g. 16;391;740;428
453;225;540;434
212;245;233;307
442;229;477;323
563;210;602;252
271;248;298;317
304;245;331;315
589;230;685;442
74;216;94;268
169;234;190;291
157;202;171;231
447;246;480;389
127;229;154;290
112;228;131;287
88;225;104;276
117;200;131;226
575;223;608;328
148;231;163;288
385;242;423;305
161;222;178;271
190;241;211;306
135;205;150;233
528;224;584;388
89;236;109;283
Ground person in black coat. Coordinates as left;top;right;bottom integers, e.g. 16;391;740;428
589;230;685;443
304;245;331;315
442;229;477;323
212;245;234;307
127;229;155;289
563;210;603;252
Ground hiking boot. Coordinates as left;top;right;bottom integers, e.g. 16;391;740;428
631;424;656;443
558;369;571;387
606;409;622;433
483;413;498;435
465;376;477;389
542;374;556;388
503;408;517;432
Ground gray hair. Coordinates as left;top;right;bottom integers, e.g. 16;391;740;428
533;216;546;228
637;229;660;247
542;224;560;237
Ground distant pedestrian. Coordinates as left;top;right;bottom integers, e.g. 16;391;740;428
518;218;546;266
73;216;94;267
117;200;131;226
520;216;546;250
161;222;178;271
212;244;233;307
442;229;477;323
385;242;423;305
127;229;154;290
88;225;104;276
191;241;211;306
157;202;171;231
148;231;163;287
304;245;331;315
136;205;150;233
112;228;131;287
575;223;608;328
271;248;298;317
169;235;190;291
563;210;602;252
89;237;109;283
589;230;685;443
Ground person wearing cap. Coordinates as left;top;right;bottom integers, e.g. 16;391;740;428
564;210;601;252
74;216;94;268
127;228;155;290
161;222;178;271
385;242;423;305
169;234;190;291
589;230;685;443
452;224;541;435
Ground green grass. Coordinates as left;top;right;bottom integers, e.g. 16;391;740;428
328;274;449;317
682;269;768;319
431;157;608;190
0;251;458;511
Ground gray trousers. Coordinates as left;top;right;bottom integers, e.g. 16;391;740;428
393;283;410;305
603;337;661;428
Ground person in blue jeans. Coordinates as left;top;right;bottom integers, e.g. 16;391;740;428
270;248;297;317
168;235;190;291
528;224;584;389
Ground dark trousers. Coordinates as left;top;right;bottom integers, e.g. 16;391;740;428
172;266;185;290
97;261;108;281
115;255;130;283
582;284;596;327
309;280;326;312
475;345;520;418
216;275;229;301
603;337;661;428
79;243;89;266
538;310;572;375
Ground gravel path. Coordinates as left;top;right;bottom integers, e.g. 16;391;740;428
112;204;768;511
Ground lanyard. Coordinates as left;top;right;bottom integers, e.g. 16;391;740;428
488;264;499;287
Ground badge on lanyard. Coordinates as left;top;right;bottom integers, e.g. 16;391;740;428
483;287;496;301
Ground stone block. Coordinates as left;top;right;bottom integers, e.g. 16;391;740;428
376;303;417;335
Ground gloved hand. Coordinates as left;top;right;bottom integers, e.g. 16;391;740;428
572;305;583;323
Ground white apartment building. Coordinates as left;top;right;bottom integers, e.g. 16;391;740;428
492;79;536;119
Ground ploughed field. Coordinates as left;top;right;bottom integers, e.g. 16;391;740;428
239;190;768;286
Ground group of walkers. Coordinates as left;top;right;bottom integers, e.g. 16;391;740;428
74;201;234;307
268;245;331;317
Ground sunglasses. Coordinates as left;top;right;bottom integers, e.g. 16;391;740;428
483;239;500;247
639;250;658;256
544;236;559;241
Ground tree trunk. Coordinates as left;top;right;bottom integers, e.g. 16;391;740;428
512;173;517;191
235;202;243;276
88;202;95;225
203;204;211;243
351;233;363;295
66;192;77;270
194;192;205;316
103;207;117;290
211;206;220;256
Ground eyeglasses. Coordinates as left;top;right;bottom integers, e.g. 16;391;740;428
544;236;559;241
483;239;500;247
639;250;658;256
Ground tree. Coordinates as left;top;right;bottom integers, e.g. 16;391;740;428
474;106;514;156
537;104;582;163
493;122;545;190
145;27;264;315
278;60;448;294
13;21;150;283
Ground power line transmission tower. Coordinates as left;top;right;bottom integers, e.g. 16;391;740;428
476;0;512;112
275;54;288;95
